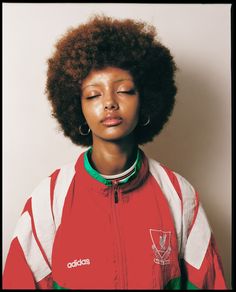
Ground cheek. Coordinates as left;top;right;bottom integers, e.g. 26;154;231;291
81;101;102;122
130;99;140;120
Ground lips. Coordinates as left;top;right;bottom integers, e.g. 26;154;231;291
101;115;123;127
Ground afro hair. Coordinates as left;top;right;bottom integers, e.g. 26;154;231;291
46;15;177;146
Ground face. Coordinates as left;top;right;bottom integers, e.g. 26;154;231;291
81;67;140;144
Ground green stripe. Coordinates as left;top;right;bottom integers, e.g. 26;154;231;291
53;278;199;290
164;277;200;290
84;147;141;185
53;281;68;289
164;277;181;290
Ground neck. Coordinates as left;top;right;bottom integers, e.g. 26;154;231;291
90;139;138;176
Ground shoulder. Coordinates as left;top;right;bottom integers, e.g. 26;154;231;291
30;150;87;201
23;158;79;228
29;159;77;201
19;157;80;235
147;156;202;256
147;156;198;205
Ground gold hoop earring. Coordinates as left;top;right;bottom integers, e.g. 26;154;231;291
142;116;150;126
79;123;91;136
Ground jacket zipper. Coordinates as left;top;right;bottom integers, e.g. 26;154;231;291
111;180;127;288
113;180;119;204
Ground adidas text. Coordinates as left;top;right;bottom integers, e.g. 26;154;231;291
67;258;91;269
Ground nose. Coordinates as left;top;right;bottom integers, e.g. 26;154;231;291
104;92;119;111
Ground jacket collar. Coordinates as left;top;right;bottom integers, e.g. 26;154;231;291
75;148;149;194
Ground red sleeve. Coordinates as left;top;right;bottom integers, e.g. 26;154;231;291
161;165;227;289
3;171;59;289
181;235;227;289
3;237;36;289
3;238;54;289
207;235;227;289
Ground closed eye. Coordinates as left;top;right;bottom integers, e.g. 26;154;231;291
86;94;100;100
117;89;136;95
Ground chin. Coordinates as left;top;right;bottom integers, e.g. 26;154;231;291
101;131;136;143
93;125;137;143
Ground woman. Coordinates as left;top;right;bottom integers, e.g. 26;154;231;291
3;15;226;289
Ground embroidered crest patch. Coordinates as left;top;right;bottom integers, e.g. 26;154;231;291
149;229;171;265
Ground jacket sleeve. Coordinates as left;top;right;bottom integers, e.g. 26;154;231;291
3;237;36;289
3;196;54;289
2;171;59;289
174;173;227;289
180;233;227;289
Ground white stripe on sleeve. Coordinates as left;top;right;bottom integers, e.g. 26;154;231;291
175;172;211;269
173;172;196;258
13;212;51;282
148;158;182;253
31;177;56;267
53;162;76;230
184;204;211;269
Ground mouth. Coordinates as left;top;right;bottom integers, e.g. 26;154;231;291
101;116;123;127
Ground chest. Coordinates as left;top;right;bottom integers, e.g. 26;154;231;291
51;178;181;289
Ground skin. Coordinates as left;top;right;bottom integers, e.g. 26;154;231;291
81;67;140;175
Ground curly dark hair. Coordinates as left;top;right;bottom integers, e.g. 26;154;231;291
46;15;177;146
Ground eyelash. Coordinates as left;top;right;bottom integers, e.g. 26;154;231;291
86;95;100;100
86;89;136;99
117;89;136;95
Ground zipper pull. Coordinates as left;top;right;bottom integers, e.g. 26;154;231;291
113;180;119;204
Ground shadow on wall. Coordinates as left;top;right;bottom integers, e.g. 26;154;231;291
142;64;231;288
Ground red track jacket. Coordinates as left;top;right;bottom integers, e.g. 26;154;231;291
3;149;227;289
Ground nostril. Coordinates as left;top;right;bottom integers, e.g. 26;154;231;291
104;103;119;110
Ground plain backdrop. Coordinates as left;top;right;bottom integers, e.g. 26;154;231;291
3;3;231;288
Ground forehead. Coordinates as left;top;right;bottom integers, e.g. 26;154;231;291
82;67;134;88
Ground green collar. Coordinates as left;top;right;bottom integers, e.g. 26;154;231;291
84;147;142;186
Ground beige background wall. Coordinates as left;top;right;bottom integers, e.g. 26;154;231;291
3;3;231;288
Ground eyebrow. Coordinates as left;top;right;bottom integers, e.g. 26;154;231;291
82;78;133;90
